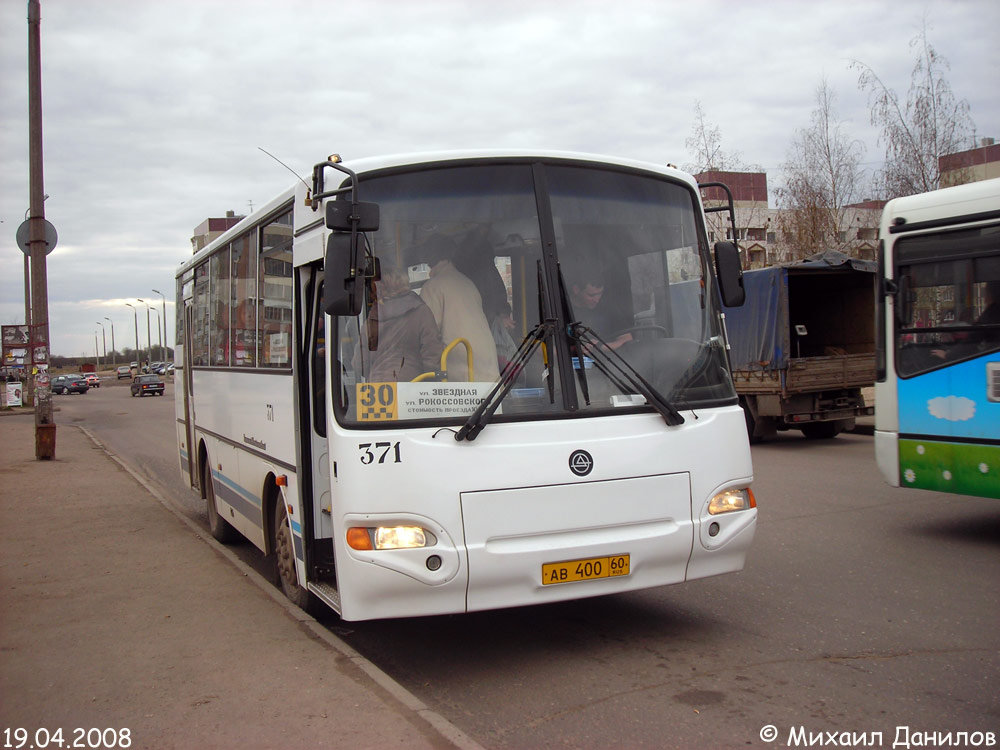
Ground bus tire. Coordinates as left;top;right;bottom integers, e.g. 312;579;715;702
274;499;315;611
203;458;240;543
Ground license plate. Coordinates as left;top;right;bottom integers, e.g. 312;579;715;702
542;554;630;585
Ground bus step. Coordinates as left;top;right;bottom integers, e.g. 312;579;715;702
308;581;341;612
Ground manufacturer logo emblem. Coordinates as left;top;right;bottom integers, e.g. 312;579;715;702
569;449;594;477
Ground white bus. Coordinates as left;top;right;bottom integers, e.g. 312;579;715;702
175;151;758;621
875;178;1000;499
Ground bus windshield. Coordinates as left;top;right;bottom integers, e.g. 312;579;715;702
334;161;735;427
894;224;1000;377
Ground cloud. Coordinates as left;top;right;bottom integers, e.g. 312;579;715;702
927;395;976;422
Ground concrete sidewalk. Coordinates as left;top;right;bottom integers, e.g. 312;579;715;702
0;416;480;750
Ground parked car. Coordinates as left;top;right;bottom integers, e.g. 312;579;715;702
85;373;100;388
153;362;170;375
130;374;165;397
52;374;89;395
116;365;132;379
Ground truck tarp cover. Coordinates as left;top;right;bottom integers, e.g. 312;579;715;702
722;250;875;372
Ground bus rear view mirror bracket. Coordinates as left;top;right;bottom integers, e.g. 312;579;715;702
714;241;746;307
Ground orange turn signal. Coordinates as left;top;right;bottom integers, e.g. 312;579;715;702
275;474;287;487
346;527;373;551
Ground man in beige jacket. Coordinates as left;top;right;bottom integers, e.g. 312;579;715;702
418;235;500;383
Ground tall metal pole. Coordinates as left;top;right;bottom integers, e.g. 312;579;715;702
125;303;138;373
96;321;106;367
151;308;161;361
138;298;151;370
152;288;166;356
104;316;115;366
94;332;99;368
27;0;54;458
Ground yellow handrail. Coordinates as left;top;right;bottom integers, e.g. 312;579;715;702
412;337;474;382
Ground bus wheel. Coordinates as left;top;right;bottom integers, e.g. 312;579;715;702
274;500;313;610
203;460;239;543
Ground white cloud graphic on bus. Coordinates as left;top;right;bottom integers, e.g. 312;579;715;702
926;395;976;422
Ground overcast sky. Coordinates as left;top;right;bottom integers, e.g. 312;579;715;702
2;0;998;358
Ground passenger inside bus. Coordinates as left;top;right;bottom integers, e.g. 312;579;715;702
414;235;500;383
361;261;444;383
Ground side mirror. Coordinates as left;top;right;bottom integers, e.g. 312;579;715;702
714;241;745;307
325;201;380;232
323;233;362;316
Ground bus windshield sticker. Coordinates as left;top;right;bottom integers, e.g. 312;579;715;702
356;382;499;421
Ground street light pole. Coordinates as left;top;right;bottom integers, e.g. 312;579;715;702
104;316;115;366
151;288;166;357
96;320;106;368
137;298;151;371
125;303;138;373
151;308;162;361
27;0;54;458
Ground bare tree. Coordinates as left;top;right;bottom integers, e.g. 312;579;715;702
684;102;769;264
775;80;867;258
684;101;746;174
852;24;975;198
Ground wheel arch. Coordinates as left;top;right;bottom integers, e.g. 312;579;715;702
262;473;281;556
197;438;210;499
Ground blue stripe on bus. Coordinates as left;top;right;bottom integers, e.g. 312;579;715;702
212;469;263;527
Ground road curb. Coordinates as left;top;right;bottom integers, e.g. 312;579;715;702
76;423;490;750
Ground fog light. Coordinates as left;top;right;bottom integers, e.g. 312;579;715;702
709;522;720;537
426;555;442;571
708;488;756;515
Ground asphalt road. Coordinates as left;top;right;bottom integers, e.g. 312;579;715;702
52;378;1000;749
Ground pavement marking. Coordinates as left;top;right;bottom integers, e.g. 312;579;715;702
76;423;490;750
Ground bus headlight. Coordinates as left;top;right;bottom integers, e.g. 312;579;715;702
707;488;756;515
347;526;436;550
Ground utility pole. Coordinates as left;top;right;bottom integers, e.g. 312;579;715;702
104;316;115;366
28;0;54;458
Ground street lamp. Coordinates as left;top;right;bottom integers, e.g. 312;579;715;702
95;320;106;368
151;288;167;356
137;298;151;371
104;316;116;366
151;307;162;360
124;302;139;373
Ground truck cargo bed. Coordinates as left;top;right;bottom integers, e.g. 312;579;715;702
734;353;875;395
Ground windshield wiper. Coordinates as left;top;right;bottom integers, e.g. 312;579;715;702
569;324;686;427
455;320;554;441
457;261;559;442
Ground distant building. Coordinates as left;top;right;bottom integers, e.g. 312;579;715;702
939;138;1000;187
694;170;880;269
191;210;244;254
